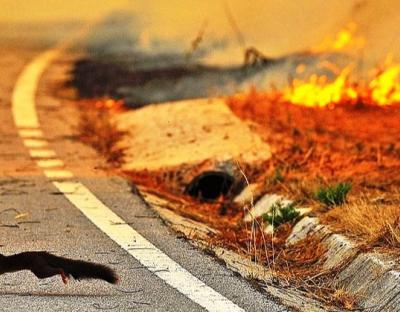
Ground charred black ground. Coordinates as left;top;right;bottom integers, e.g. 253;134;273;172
66;56;277;108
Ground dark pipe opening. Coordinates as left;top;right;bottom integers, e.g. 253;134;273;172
185;171;235;202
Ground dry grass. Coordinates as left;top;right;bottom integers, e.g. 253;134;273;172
330;288;357;310
77;99;127;165
268;234;360;310
322;198;400;248
227;90;400;198
227;90;400;251
134;177;360;309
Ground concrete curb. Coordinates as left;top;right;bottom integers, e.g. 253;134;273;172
337;253;400;311
287;217;358;270
140;187;400;312
139;187;342;312
281;210;400;311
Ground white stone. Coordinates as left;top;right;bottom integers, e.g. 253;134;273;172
244;193;286;222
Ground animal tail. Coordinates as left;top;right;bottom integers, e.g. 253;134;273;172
43;252;118;284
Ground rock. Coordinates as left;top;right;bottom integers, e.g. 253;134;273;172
116;98;271;172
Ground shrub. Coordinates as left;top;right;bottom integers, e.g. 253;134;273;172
316;182;352;207
262;200;300;227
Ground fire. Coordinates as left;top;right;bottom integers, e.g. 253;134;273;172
281;22;400;108
93;98;125;111
281;23;400;108
283;63;400;107
369;64;400;105
312;22;365;53
284;67;356;108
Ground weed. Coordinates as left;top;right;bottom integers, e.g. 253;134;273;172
316;182;352;207
262;201;300;227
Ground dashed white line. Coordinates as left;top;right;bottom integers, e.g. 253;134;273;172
23;138;48;148
36;159;65;168
29;149;57;158
19;129;44;138
43;169;74;179
11;45;245;311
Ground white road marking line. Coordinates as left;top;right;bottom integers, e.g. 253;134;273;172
36;159;65;168
29;149;57;158
19;129;44;138
11;45;245;311
23;138;48;148
55;182;244;312
12;50;59;128
44;169;74;179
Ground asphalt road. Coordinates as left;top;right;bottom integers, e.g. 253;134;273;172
0;17;291;312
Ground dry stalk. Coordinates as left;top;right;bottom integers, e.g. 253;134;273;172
235;160;275;272
185;20;208;63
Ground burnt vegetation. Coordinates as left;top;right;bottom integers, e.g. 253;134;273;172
77;100;127;165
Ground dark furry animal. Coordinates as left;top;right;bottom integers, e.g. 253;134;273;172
0;251;118;284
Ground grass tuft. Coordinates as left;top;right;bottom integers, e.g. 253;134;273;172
316;182;352;207
262;201;300;227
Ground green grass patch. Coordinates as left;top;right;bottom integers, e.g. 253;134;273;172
262;200;300;227
316;182;352;207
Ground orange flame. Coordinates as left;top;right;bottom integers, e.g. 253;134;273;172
369;64;400;105
277;21;400;108
93;98;125;111
312;22;365;53
284;67;356;107
283;62;400;107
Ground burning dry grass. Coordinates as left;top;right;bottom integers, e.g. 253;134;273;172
77;99;127;165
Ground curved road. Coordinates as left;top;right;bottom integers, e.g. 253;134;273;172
0;13;289;312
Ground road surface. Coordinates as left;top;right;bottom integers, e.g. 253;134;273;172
0;8;290;312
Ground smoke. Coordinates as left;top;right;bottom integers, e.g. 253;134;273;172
349;0;400;62
129;0;400;66
3;0;400;62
